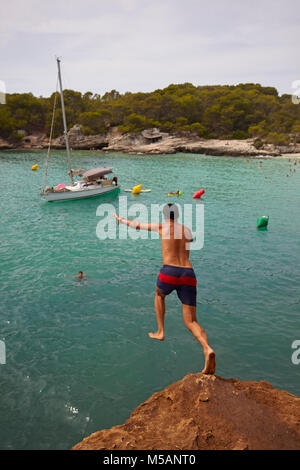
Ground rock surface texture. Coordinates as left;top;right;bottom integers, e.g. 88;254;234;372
73;374;300;450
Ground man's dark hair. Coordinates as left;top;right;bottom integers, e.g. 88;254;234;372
163;203;179;220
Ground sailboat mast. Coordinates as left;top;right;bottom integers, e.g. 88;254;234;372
56;58;74;186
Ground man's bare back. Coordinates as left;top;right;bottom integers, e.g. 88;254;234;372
159;221;193;268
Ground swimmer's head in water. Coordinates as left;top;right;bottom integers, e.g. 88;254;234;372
78;271;83;279
163;203;179;221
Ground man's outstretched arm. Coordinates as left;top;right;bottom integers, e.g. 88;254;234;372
113;214;160;232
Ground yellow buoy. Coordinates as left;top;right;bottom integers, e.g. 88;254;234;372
132;184;142;194
32;164;39;171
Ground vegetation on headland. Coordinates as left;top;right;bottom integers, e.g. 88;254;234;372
1;83;300;146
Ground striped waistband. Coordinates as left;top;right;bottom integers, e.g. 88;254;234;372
158;272;197;287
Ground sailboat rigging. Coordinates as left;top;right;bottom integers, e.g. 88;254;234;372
41;58;120;202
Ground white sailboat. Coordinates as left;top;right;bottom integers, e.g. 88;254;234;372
41;58;120;202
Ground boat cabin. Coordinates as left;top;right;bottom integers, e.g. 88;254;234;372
79;167;118;187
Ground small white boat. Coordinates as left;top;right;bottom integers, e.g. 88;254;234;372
43;167;120;202
41;58;120;202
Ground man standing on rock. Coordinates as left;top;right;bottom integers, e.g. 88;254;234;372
113;203;216;374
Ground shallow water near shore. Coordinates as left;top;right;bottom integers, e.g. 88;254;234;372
0;150;300;449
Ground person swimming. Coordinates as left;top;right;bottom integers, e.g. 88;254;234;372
70;271;88;285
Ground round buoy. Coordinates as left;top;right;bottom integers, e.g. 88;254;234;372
32;164;39;171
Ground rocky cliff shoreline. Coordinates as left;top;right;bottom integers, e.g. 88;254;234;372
72;373;300;451
2;125;300;157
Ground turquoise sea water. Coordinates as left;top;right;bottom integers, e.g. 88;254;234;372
0;150;299;449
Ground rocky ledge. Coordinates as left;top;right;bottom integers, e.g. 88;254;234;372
3;125;300;157
72;373;300;450
104;135;286;156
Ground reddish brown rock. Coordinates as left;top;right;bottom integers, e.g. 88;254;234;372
72;374;300;450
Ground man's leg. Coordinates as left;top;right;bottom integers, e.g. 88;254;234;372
182;304;216;374
148;286;166;341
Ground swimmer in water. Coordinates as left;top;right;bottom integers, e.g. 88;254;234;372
71;271;87;285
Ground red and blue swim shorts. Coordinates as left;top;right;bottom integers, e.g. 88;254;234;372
156;265;197;307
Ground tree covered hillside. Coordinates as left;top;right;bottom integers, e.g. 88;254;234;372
1;83;300;146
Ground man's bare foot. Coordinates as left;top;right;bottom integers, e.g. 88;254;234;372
201;348;216;374
148;331;165;341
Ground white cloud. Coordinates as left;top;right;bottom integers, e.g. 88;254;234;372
0;0;299;96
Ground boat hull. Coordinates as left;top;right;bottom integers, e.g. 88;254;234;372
42;184;120;202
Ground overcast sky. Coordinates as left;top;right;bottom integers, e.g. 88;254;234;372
1;0;299;97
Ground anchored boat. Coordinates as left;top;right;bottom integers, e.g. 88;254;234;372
43;166;119;202
41;58;120;202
